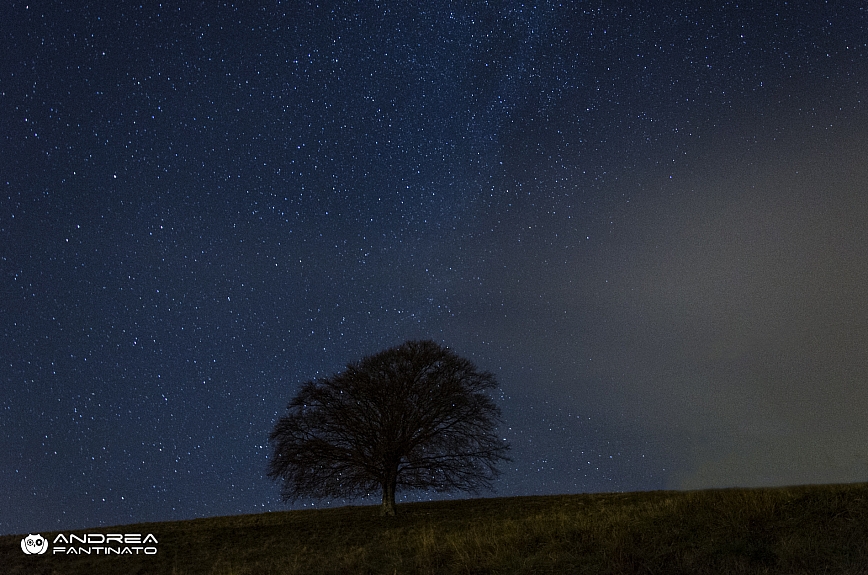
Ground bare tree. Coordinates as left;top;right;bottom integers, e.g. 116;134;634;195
267;339;510;516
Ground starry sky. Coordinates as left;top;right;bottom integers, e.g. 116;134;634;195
2;1;867;536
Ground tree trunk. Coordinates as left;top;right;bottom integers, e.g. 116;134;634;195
380;476;397;516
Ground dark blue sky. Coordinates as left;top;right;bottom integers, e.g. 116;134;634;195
3;1;867;536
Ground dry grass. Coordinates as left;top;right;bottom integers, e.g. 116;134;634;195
3;482;868;574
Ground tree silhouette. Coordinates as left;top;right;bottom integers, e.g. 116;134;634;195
268;339;510;516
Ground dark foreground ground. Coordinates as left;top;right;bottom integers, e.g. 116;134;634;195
3;482;868;574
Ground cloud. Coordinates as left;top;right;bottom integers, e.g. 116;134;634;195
593;122;868;489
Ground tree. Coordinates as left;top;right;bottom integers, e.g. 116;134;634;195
267;339;510;516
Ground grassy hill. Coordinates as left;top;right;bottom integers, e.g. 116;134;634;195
3;482;867;574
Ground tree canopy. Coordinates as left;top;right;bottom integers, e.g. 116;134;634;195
267;339;510;515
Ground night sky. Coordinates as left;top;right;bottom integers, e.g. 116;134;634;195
3;1;867;536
